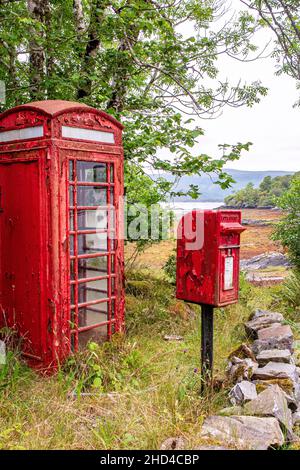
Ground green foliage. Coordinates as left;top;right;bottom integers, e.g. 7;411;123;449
0;0;268;202
272;175;300;269
163;252;177;284
280;270;300;317
224;172;298;208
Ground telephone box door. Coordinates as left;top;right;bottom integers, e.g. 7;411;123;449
67;153;122;349
0;159;44;359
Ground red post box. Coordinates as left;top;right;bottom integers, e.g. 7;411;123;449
0;100;125;371
176;209;245;390
176;209;245;307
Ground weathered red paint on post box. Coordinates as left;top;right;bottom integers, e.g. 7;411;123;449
176;210;246;307
0;100;125;372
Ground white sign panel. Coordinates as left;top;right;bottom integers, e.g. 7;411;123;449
0;125;43;142
62;126;115;144
224;256;234;290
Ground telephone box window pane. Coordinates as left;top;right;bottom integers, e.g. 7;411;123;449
69;187;74;206
111;255;115;272
0;125;43;142
77;233;107;254
77;186;107;206
78;302;108;327
78;279;108;305
78;209;108;230
110;187;114;205
62;126;115;144
110;164;114;183
70;285;76;305
69;211;74;231
70;259;75;280
70;235;74;255
69;161;74;181
77;161;107;183
78;256;108;279
111;278;115;296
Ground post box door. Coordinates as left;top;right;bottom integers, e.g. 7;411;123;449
218;248;239;304
68;155;120;350
0;159;43;359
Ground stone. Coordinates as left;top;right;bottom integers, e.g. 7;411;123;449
253;379;298;410
160;437;185;450
256;349;291;366
219;406;243;416
258;324;292;341
250;308;283;321
253;362;298;386
245;313;284;339
293;407;300;426
296;367;300;377
240;253;291;271
252;324;294;355
244;385;293;439
200;415;284;450
228;343;256;362
229;380;257;406
163;335;183;341
226;358;258;383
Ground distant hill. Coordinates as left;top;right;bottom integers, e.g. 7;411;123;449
152;169;294;202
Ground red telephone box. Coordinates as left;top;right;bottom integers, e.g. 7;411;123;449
176;209;245;307
0;100;125;371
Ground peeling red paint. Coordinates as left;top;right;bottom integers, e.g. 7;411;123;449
176;210;246;307
0;101;125;373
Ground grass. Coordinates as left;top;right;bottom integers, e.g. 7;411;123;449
1;267;297;450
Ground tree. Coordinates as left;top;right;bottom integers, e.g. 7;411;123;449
0;0;268;204
241;1;300;89
273;175;300;269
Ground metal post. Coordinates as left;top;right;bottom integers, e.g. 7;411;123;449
201;304;214;393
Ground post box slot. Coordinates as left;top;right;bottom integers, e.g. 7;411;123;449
220;222;245;234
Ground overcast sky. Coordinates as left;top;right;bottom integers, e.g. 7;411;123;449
157;1;300;173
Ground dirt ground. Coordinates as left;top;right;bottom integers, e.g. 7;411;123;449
125;208;284;271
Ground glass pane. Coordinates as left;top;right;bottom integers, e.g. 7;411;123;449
69;187;74;206
78;233;107;254
78;209;108;230
78;256;108;279
70;235;74;255
77;186;107;206
111;255;115;272
110;164;114;183
69;211;74;231
111;277;115;295
70;259;75;280
78;279;108;305
77;161;107;183
70;284;75;305
69;160;74;181
78;302;108;327
78;324;108;348
110;187;114;205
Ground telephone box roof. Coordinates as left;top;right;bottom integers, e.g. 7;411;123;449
0;100;123;129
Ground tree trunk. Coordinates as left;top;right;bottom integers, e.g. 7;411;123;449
76;0;109;100
27;0;49;101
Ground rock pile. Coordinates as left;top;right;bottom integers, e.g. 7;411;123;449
200;308;300;450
